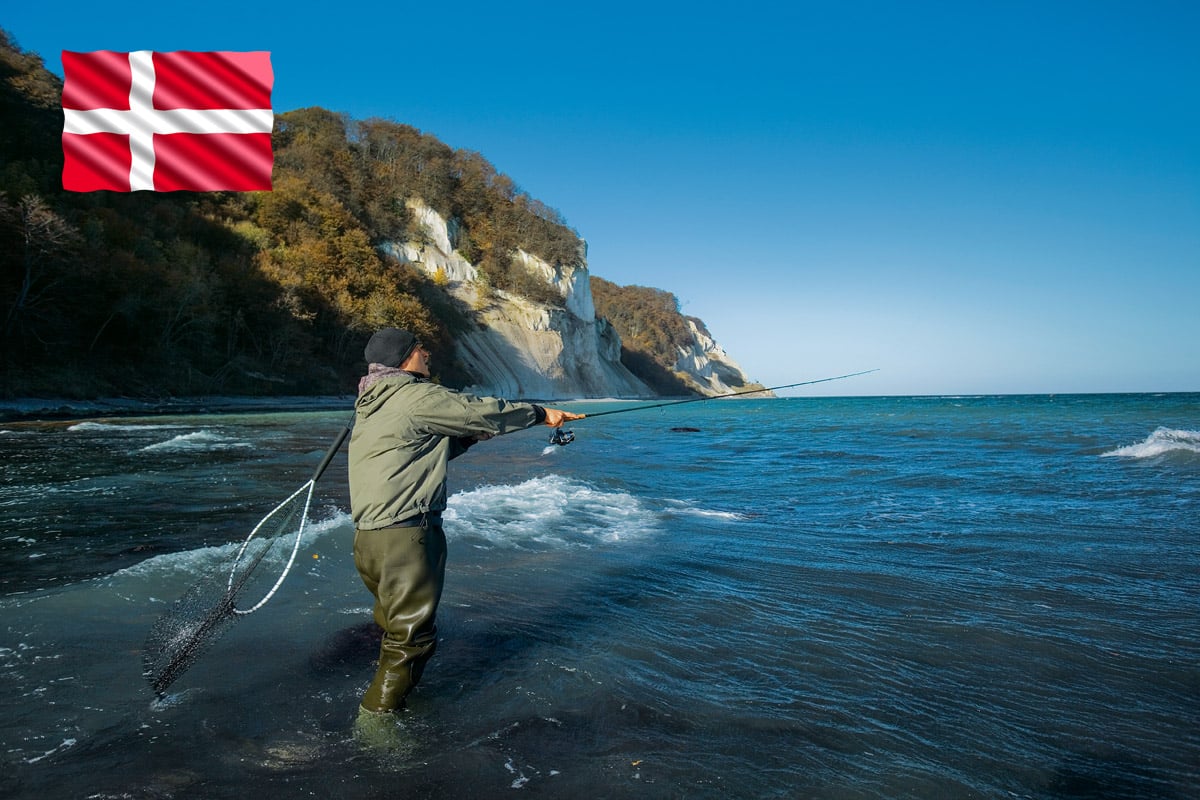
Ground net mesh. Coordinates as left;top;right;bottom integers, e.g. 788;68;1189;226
142;482;311;695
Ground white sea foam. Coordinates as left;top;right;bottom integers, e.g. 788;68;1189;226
664;501;745;521
140;430;253;453
68;421;184;432
24;736;77;764
111;507;352;583
444;475;659;549
1102;427;1200;458
115;477;656;582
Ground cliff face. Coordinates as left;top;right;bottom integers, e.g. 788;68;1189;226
384;201;760;399
675;319;759;395
384;202;650;399
456;294;641;399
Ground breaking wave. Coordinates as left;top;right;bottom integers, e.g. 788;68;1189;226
1102;427;1200;459
444;475;660;549
140;430;254;452
69;421;184;433
110;507;350;586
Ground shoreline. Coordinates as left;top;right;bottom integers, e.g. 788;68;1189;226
0;395;359;423
0;392;658;423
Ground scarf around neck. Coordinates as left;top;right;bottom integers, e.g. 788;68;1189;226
358;364;419;396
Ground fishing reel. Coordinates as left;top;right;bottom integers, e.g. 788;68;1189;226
548;428;575;446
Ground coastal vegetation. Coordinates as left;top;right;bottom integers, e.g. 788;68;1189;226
0;30;704;399
589;278;699;395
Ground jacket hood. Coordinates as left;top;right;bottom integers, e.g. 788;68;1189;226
356;370;423;418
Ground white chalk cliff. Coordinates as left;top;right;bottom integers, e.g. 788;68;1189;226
675;318;758;396
383;201;755;399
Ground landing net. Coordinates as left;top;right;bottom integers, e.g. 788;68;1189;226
142;480;315;696
142;420;353;696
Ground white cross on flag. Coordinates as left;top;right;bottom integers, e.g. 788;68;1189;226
62;50;273;192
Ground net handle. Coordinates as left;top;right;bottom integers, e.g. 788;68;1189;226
312;420;353;482
227;419;353;615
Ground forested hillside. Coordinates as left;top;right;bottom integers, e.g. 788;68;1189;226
589;278;697;395
0;30;710;399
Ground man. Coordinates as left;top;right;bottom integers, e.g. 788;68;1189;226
347;327;583;725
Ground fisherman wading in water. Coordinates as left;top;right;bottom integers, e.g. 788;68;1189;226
347;327;583;742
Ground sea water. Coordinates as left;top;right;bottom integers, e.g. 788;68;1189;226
0;394;1196;798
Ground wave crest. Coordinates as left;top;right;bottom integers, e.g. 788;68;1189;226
140;430;253;452
444;475;659;549
69;421;183;432
1102;427;1200;459
112;507;351;583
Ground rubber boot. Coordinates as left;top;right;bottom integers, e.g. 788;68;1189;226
359;634;437;713
354;643;429;755
360;648;411;713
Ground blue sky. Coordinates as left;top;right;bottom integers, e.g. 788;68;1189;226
6;1;1198;395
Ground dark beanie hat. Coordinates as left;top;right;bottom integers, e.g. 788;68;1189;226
364;327;418;367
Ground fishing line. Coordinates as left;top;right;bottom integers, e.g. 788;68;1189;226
546;369;878;445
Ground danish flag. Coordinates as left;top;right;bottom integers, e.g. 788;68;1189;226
62;50;273;192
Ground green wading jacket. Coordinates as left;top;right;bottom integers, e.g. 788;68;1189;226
348;371;544;530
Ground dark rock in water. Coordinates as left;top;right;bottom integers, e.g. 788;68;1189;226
669;427;701;433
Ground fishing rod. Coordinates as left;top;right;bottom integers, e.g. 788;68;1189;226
547;368;879;445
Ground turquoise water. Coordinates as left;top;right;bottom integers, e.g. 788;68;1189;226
1;394;1197;798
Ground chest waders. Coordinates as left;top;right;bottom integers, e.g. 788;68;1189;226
353;512;447;713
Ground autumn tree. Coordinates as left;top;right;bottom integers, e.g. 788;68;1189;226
590;277;699;396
